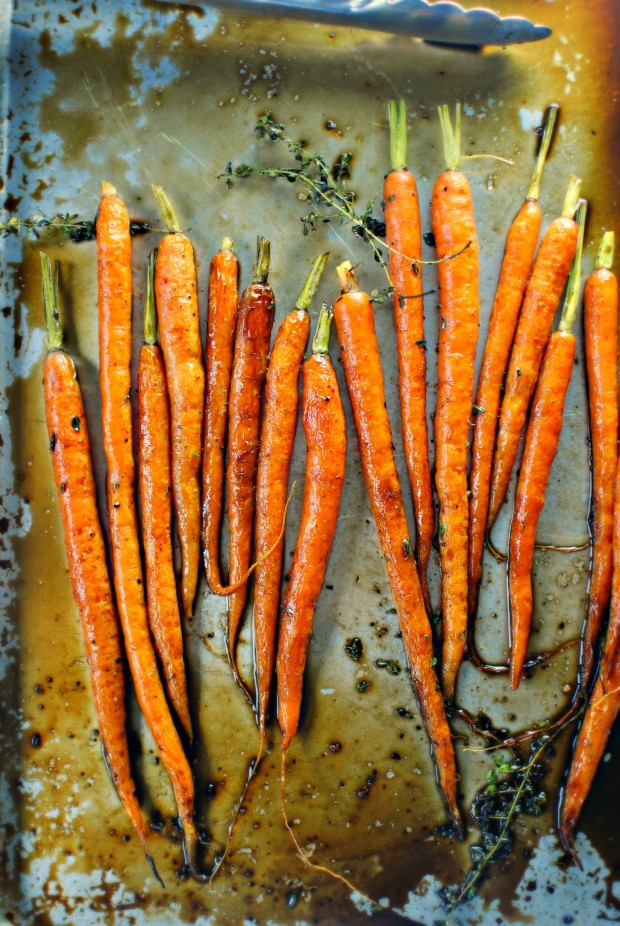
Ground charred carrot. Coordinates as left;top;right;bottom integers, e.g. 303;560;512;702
152;185;205;619
581;232;618;683
276;303;346;751
202;238;239;594
41;254;159;881
97;182;201;875
432;104;480;699
334;261;461;832
138;251;192;739
254;253;327;734
508;200;587;689
384;99;433;614
468;104;559;621
487;175;582;528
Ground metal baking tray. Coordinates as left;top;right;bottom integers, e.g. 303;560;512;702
1;1;619;923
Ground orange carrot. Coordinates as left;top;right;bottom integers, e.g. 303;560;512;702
138;251;192;739
333;261;462;833
508;201;587;689
254;254;327;734
40;254;159;882
152;185;205;619
276;303;346;751
431;104;480;699
581;231;618;683
468;104;559;621
383;99;433;614
487;175;582;528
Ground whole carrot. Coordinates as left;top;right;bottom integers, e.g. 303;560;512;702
254;253;327;734
581;231;618;683
40;254;159;882
138;251;192;739
202;238;239;594
468;104;559;621
277;304;346;752
384;99;433;614
152;185;205;619
508;201;587;689
432;104;480;699
487;175;582;528
97;182;201;875
334;261;461;833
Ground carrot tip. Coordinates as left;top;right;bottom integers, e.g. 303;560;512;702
146;851;165;887
100;180;117;197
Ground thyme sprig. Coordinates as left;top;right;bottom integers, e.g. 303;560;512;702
0;212;152;242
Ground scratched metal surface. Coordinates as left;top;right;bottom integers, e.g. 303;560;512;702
1;1;619;924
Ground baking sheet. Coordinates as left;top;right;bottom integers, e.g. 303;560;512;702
1;1;619;923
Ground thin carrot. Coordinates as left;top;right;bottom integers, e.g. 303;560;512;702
40;254;160;883
508;200;587;689
152;185;205;619
333;261;462;833
97;182;202;876
487;174;582;528
202;237;239;594
138;251;192;739
581;231;618;684
276;303;346;752
383;98;433;614
254;253;327;735
468;104;559;622
431;104;480;699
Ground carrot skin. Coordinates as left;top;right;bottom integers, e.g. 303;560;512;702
254;309;310;730
155;232;205;619
384;168;433;614
508;331;575;689
488;216;579;527
468;198;541;618
432;168;480;699
202;246;239;593
276;349;346;752
582;267;619;682
333;289;461;832
138;343;193;739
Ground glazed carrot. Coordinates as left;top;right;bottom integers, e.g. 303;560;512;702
468;104;559;621
383;99;433;614
254;253;327;733
202;238;239;594
581;231;618;684
333;261;461;832
40;254;159;882
431;104;480;699
508;201;587;690
226;236;275;694
277;303;346;751
138;251;192;739
487;175;582;528
97;182;201;875
152;185;205;619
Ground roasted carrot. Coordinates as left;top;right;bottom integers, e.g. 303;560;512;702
384;99;433;614
487;175;582;528
508;200;587;689
254;253;327;734
226;236;275;695
97;182;201;875
333;261;461;832
138;251;192;739
202;238;239;594
431;104;480;699
581;231;618;684
276;303;346;751
152;185;205;619
468;104;559;621
40;254;159;882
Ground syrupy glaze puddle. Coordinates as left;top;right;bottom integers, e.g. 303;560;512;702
1;1;619;923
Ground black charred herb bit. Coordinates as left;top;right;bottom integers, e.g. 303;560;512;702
345;637;364;662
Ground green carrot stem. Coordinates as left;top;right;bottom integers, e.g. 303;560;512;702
143;250;158;346
221;236;234;251
388;99;408;173
253;236;271;284
561;176;582;219
296;253;329;312
151;184;181;235
40;253;63;351
438;103;461;172
527;103;560;201
595;230;614;270
558;198;587;333
336;260;359;294
312;303;333;354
